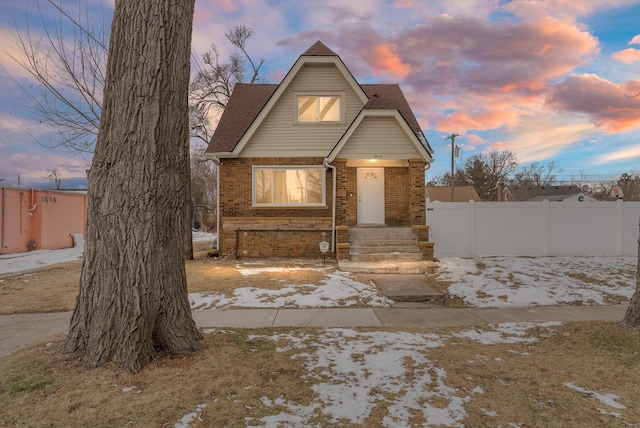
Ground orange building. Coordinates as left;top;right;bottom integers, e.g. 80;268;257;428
0;187;87;254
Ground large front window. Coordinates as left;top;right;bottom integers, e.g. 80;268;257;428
254;167;325;206
297;95;341;122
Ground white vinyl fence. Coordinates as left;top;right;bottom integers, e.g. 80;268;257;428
426;199;640;258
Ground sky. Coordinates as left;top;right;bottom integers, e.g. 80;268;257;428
1;0;639;189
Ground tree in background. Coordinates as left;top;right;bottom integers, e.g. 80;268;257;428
189;25;264;144
42;168;63;189
64;0;202;371
617;172;640;201
510;161;562;187
463;151;518;201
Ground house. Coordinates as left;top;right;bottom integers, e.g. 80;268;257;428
206;41;434;260
426;185;482;202
1;187;86;254
499;183;597;202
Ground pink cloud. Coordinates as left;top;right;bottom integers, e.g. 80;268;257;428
547;74;640;132
364;43;411;79
630;34;640;45
611;48;640;64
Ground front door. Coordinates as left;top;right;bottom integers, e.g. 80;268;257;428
357;167;385;225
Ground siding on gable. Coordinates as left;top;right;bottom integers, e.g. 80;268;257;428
241;64;364;157
337;117;422;159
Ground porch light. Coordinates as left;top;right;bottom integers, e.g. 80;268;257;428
319;240;330;263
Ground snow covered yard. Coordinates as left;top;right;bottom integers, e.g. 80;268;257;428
193;321;639;427
438;256;636;308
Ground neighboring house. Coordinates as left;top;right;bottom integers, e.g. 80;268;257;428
1;187;86;254
206;41;434;260
499;184;597;202
426;186;482;202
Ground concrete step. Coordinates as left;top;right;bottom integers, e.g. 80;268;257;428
348;252;424;263
338;260;439;274
350;245;421;254
349;239;417;246
359;274;445;302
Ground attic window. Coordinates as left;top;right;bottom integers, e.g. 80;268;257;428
296;95;342;122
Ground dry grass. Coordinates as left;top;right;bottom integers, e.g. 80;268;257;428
1;323;639;426
0;255;339;315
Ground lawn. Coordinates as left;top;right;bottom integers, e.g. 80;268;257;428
1;243;639;426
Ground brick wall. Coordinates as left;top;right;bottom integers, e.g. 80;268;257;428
217;157;426;258
385;166;411;226
219;157;334;258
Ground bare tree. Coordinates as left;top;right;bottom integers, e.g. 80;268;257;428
8;0;107;153
43;168;63;189
189;25;264;143
511;161;562;187
64;0;202;371
463;151;518;201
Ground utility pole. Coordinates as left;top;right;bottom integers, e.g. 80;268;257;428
446;133;460;201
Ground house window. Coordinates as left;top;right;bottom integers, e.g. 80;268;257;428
253;167;325;206
297;95;342;122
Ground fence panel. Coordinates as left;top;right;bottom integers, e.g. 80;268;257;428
427;199;640;258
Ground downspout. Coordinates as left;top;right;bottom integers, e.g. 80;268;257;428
324;159;336;253
212;156;221;249
1;187;6;249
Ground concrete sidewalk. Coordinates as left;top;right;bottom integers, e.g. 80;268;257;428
0;304;629;357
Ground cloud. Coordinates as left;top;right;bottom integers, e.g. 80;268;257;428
595;144;640;163
364;43;411;79
611;48;640;64
611;34;640;63
547;74;640;132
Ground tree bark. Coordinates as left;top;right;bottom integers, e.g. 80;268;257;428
64;0;202;372
622;218;640;328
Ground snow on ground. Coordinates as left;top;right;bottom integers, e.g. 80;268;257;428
439;256;636;308
1;240;635;309
0;232;216;275
190;267;391;309
239;322;563;427
0;247;84;275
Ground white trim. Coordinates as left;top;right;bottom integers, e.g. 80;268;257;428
293;92;346;124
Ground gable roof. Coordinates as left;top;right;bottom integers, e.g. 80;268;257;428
302;40;338;56
426;186;482;202
207;41;432;158
207;83;276;153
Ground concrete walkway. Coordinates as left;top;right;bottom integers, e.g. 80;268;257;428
0;304;629;358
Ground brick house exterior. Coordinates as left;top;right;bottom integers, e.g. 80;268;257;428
207;41;433;259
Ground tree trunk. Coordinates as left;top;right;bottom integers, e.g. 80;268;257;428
64;0;202;372
622;218;640;328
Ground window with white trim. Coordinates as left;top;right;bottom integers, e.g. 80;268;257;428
253;167;325;206
296;95;342;122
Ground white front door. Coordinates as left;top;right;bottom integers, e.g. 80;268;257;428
357;167;385;225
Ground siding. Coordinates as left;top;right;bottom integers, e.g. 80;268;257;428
241;63;364;157
338;117;421;159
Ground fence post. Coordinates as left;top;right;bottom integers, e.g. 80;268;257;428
543;199;550;256
469;200;476;258
617;199;624;256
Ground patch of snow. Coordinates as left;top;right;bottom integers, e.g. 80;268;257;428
192;231;216;243
174;403;206;428
440;257;635;308
453;322;561;345
564;382;626;409
191;269;391;309
0;247;84;274
251;324;551;427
